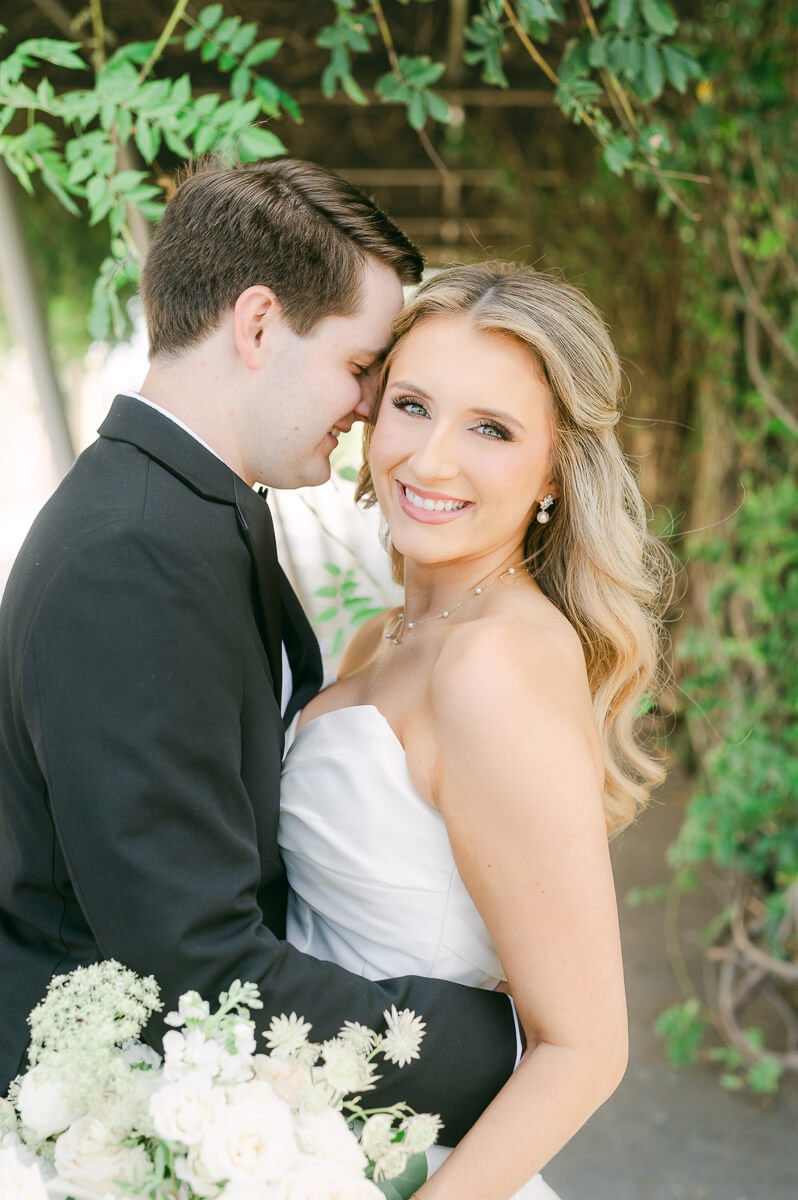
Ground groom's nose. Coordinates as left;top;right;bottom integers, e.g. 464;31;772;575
353;377;377;421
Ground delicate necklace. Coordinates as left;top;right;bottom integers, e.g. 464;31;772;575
384;560;528;646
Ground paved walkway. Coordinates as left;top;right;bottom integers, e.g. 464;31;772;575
544;779;798;1199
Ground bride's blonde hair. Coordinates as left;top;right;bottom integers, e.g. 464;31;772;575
356;262;674;834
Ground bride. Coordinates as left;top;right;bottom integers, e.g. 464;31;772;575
279;263;671;1199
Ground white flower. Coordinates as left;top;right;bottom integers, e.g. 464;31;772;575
0;1146;50;1200
16;1068;86;1141
318;1041;378;1097
251;1055;315;1107
263;1013;313;1058
360;1113;395;1162
215;1047;253;1086
51;1114;150;1199
165;991;211;1028
197;1085;296;1184
294;1108;367;1174
381;1007;426;1068
373;1145;410;1182
0;1099;19;1142
174;1147;224;1199
400;1112;442;1155
149;1074;220;1145
283;1159;382;1200
232;1021;257;1059
120;1040;161;1071
163;1028;222;1081
337;1021;376;1057
222;1183;284;1200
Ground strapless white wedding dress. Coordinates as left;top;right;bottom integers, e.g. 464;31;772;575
279;704;562;1199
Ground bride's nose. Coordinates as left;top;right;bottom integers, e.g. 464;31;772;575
408;423;459;483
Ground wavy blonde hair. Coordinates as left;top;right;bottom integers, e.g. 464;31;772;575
356;262;673;834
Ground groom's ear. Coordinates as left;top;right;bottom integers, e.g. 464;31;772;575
233;285;280;369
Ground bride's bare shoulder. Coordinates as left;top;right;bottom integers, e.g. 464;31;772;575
336;607;399;680
432;605;590;717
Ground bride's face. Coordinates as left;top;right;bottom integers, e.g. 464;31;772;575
369;313;558;570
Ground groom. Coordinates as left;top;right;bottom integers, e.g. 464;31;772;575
0;159;518;1134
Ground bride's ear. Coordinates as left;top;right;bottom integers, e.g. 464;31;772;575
233;285;280;369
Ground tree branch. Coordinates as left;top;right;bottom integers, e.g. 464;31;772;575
502;1;559;87
369;0;452;180
726;211;798;372
743;304;798;437
137;0;191;85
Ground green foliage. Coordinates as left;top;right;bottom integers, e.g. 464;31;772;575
654;998;708;1067
671;477;798;935
624;883;667;907
0;0;701;346
315;563;386;661
0;6;296;339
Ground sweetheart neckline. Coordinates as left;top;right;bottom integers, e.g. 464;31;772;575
291;703;407;757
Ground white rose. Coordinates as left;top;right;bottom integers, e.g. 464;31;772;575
174;1147;224;1199
294;1108;367;1174
221;1183;285;1200
149;1074;220;1146
0;1145;50;1200
51;1114;149;1200
251;1056;314;1107
197;1085;296;1183
16;1068;85;1141
284;1159;382;1200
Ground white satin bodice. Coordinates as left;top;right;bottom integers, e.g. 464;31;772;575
279;705;505;987
278;704;562;1200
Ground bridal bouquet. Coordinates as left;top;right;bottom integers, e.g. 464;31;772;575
0;962;441;1200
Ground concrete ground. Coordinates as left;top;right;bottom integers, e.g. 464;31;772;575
543;779;798;1200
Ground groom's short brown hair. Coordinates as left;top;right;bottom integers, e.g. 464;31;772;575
140;158;423;357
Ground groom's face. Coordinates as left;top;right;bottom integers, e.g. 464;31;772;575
244;257;404;489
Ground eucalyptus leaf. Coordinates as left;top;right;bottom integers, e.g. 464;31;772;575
375;1153;428;1200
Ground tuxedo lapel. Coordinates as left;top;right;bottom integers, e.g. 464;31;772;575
233;479;283;702
279;568;323;725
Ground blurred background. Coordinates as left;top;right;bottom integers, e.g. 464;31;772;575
0;1;796;1195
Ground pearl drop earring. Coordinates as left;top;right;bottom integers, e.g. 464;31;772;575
536;494;555;524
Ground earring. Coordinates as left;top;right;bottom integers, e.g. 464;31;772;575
536;494;555;524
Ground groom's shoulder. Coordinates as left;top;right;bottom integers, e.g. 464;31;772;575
2;435;238;623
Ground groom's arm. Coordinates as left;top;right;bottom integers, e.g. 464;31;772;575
23;521;516;1141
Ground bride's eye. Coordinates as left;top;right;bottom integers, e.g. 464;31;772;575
474;420;512;441
392;396;429;418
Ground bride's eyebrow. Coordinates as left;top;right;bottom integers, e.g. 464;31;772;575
388;379;433;399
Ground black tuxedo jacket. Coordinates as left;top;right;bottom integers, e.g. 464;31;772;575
0;395;515;1136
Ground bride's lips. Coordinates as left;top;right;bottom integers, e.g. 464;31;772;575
395;479;474;524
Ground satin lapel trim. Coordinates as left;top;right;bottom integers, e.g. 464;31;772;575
279;568;323;725
233;478;283;701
